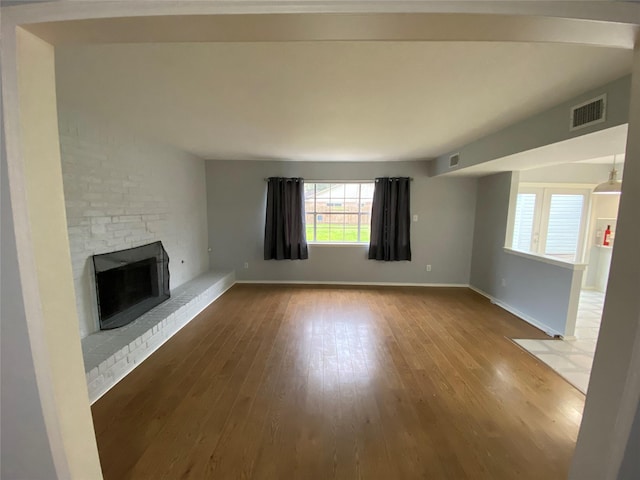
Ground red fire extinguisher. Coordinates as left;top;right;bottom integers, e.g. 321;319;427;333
603;225;611;246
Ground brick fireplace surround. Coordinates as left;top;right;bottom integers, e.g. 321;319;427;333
58;106;216;401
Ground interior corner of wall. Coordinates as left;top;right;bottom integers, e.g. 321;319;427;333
503;171;520;248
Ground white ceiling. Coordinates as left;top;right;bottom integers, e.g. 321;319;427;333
576;154;626;165
54;41;633;162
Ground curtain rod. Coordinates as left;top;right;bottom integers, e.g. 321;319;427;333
263;177;414;182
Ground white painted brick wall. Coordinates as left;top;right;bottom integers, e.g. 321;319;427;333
58;108;210;338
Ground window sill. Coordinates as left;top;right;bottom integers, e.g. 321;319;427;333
503;247;587;271
309;242;368;247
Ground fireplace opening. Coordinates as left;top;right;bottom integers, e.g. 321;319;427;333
93;241;170;330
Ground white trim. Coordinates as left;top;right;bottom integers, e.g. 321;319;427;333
504;172;521;250
504;247;588;271
520;182;598;190
468;285;564;338
89;277;236;404
3;1;639;28
563;268;585;338
236;280;468;288
1;25;72;479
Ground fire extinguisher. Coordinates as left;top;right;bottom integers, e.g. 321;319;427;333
603;225;611;246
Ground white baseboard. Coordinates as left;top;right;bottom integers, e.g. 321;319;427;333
235;280;469;288
468;285;563;338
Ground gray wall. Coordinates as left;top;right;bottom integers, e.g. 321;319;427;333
431;75;631;176
1;102;57;479
469;172;577;335
619;399;640;479
206;160;477;284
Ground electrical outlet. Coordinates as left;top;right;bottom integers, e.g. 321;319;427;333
244;262;249;269
413;214;419;222
501;278;507;287
426;265;432;272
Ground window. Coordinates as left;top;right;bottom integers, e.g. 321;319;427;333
512;192;538;252
510;186;590;262
544;194;585;259
304;182;374;243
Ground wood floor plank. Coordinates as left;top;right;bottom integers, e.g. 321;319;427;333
92;290;260;479
126;288;280;479
92;285;584;480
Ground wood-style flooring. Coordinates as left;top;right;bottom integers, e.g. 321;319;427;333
92;285;585;479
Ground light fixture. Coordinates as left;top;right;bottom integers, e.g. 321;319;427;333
593;155;623;195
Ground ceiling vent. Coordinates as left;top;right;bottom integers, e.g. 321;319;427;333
570;94;606;131
449;153;460;169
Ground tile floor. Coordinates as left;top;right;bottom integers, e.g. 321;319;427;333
514;290;604;394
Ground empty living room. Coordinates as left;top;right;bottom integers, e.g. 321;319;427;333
2;2;640;480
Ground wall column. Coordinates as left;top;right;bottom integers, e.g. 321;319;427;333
570;44;640;480
1;25;103;479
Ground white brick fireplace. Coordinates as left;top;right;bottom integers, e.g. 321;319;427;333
58;107;210;338
57;106;230;401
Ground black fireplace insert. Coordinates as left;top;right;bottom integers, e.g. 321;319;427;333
92;241;170;330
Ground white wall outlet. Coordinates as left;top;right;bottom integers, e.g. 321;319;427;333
207;247;212;252
501;278;507;287
413;214;419;222
244;262;249;269
426;264;432;272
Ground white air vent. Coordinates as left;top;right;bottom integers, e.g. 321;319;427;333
570;94;606;131
449;153;460;168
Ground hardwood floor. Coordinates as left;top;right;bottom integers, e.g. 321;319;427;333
91;285;585;479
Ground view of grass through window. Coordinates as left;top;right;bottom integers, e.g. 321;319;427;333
305;182;374;243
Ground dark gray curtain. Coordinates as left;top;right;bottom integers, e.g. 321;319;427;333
368;177;411;261
264;177;309;260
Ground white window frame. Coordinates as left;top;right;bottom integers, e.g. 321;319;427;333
305;181;374;245
509;183;592;263
513;187;544;252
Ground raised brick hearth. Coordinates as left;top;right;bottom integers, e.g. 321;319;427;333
81;270;234;403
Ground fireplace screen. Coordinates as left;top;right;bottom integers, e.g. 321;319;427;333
93;241;170;330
